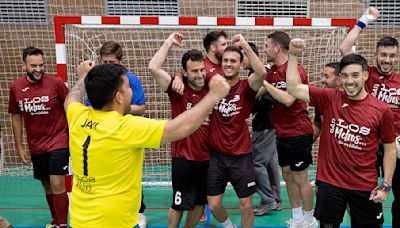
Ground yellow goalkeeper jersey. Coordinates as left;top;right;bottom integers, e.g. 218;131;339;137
66;102;166;228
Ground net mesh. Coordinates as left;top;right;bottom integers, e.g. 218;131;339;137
64;24;347;183
1;0;400;182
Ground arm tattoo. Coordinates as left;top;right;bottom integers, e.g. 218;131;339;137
68;78;86;103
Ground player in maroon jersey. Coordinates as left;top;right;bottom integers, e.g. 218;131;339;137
340;7;400;227
288;38;396;228
149;32;211;228
8;47;69;228
207;34;266;228
261;31;317;227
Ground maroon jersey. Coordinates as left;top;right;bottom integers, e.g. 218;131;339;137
266;62;313;138
366;66;400;136
309;86;395;191
8;74;69;154
205;56;223;81
209;80;256;156
167;78;210;161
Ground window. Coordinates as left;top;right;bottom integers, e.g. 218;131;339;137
236;0;308;17
366;0;400;28
105;0;180;16
0;0;47;24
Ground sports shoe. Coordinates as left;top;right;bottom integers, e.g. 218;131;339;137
274;202;282;211
303;217;318;228
0;216;13;228
285;219;303;228
138;213;147;228
45;225;59;228
200;211;207;222
254;202;279;216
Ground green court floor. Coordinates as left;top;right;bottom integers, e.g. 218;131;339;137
0;176;394;227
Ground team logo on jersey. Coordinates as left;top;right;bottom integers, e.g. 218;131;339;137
372;83;400;108
18;96;50;115
330;118;370;151
214;95;242;117
272;81;287;90
21;87;29;92
342;103;349;108
210;68;216;72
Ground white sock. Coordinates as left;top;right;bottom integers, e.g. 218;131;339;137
292;207;304;223
222;218;234;228
304;209;314;223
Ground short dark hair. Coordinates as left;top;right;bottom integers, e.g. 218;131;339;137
181;49;204;71
248;42;259;56
325;62;340;76
22;46;44;62
224;46;244;62
267;31;290;51
99;41;123;61
203;31;227;52
340;54;368;72
85;64;127;109
377;36;399;49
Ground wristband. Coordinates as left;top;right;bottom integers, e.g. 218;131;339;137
355;20;366;30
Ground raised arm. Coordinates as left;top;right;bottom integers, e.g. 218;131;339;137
161;74;229;144
286;38;310;103
64;60;95;111
149;33;184;92
339;6;379;56
232;34;266;91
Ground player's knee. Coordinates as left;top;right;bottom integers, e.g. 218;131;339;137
281;168;293;182
207;200;221;212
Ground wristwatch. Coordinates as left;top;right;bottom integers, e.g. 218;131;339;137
377;182;392;193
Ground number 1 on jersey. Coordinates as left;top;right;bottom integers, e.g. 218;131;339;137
82;136;91;176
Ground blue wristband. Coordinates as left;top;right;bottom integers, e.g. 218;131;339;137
355;20;366;29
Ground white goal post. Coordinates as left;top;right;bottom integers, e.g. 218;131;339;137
55;15;355;185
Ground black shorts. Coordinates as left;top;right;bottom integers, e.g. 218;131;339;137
171;158;208;210
314;181;383;226
207;150;256;198
31;148;69;181
277;134;313;171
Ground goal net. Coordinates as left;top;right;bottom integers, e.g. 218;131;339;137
62;20;348;185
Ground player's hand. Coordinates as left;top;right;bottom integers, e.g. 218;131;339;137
172;69;185;95
289;38;306;57
370;185;389;203
364;6;380;21
17;148;30;165
358;6;379;27
208;74;230;100
77;60;95;80
232;34;247;47
168;33;184;47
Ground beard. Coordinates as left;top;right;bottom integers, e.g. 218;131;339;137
27;70;44;82
377;63;393;75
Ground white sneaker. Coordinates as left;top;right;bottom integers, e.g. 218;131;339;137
285;219;303;228
138;213;147;228
303;217;318;228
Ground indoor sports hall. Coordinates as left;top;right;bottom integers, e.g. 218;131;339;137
0;0;399;227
